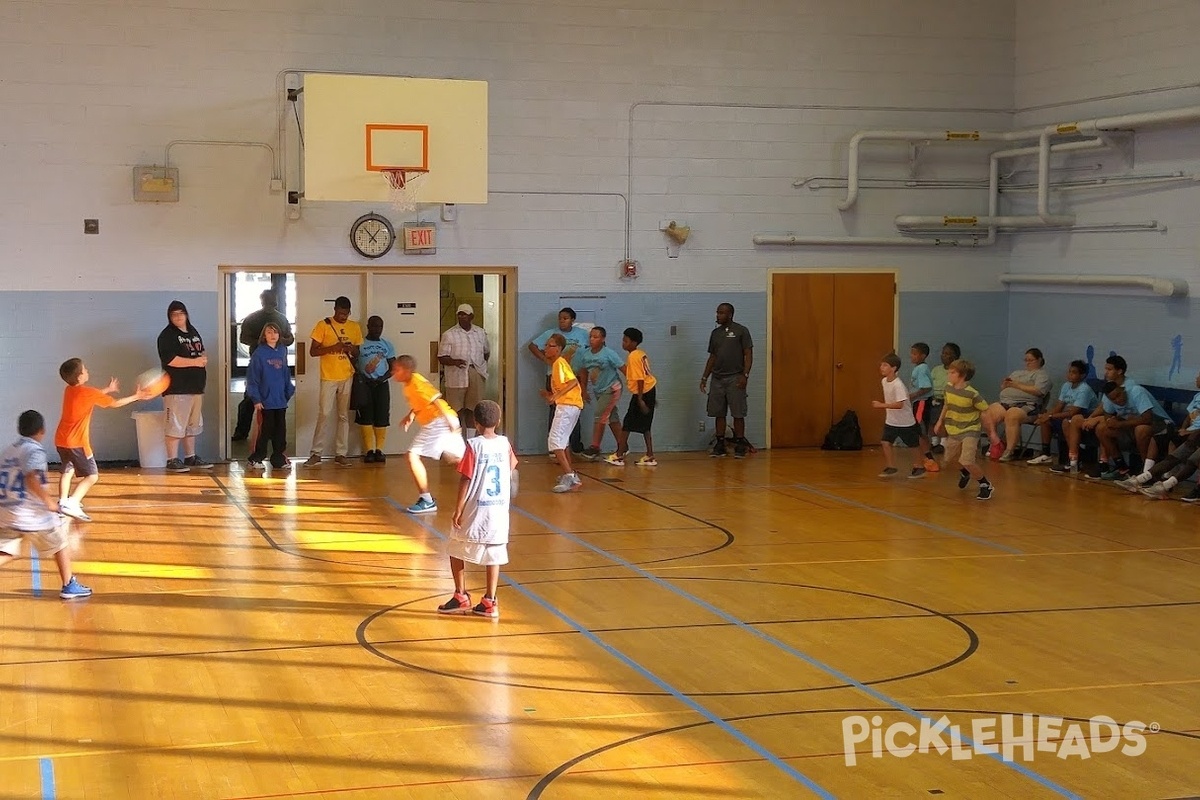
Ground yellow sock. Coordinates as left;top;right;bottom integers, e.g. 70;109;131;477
374;427;388;452
359;426;375;452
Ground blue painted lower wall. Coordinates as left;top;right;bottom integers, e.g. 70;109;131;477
0;292;219;462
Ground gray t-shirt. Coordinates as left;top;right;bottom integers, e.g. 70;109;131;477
998;368;1051;406
708;322;753;377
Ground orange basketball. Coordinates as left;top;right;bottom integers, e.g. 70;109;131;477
137;368;171;397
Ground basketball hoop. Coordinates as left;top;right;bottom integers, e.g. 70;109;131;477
382;168;428;215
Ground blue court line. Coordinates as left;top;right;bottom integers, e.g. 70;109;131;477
792;482;1023;554
30;548;42;597
384;498;835;798
511;505;1080;799
40;757;56;799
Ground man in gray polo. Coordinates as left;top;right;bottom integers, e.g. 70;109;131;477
700;303;754;457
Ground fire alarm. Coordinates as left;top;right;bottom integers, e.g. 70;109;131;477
619;259;639;280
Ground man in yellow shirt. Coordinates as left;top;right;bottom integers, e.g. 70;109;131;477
304;296;363;467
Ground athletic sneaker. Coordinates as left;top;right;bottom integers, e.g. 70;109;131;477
1049;463;1077;475
1026;454;1054;465
958;469;971;489
374;451;386;463
1115;476;1147;493
878;467;899;478
908;467;926;479
733;439;748;458
1141;483;1171;500
473;596;499;618
710;437;726;458
406;497;438;514
184;455;213;470
580;447;601;461
437;591;472;614
362;450;377;464
603;454;625;466
998;451;1016;463
976;483;994;501
552;475;575;493
303;454;322;467
59;576;92;600
1099;468;1127;481
245;459;265;470
58;499;91;522
165;458;190;473
570;473;583;486
923;457;940;473
636;456;658;466
334;455;351;467
1181;486;1200;503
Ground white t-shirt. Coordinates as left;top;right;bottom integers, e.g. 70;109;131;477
0;437;59;532
453;434;514;545
883;376;917;427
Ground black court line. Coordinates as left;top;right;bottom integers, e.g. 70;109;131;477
528;706;1200;798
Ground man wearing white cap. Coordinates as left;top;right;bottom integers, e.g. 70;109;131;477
438;304;491;411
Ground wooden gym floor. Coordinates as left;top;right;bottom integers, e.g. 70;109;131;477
2;449;1199;799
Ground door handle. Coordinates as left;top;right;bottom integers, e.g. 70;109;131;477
835;362;844;369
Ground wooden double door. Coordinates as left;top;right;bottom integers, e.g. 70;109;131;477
770;272;896;447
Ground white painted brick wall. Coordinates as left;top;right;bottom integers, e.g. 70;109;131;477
1;0;1016;295
1012;0;1200;287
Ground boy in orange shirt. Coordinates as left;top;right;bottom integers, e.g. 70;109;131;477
538;333;584;492
604;328;658;466
391;355;465;514
55;358;148;521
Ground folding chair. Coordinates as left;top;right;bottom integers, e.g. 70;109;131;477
1017;383;1053;462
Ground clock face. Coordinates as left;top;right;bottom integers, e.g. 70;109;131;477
350;213;395;258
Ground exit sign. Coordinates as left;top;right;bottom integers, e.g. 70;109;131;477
403;224;437;254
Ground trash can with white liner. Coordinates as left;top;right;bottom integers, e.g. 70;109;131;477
132;411;168;468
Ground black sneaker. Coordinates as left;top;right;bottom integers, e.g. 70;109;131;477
1182;486;1200;503
363;450;377;463
375;450;386;463
165;458;190;473
184;456;213;470
733;438;748;458
1049;463;1077;475
958;469;970;489
976;482;994;501
909;467;926;479
932;444;945;455
710;437;727;457
580;446;601;461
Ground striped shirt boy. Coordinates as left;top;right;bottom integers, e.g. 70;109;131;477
943;383;989;436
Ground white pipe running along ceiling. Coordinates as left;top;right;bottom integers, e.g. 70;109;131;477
1000;274;1189;298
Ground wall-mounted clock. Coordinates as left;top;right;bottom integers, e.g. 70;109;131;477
350;212;395;259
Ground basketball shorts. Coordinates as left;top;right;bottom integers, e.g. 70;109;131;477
0;521;70;558
623;387;657;434
548;405;582;452
164;394;204;438
411;417;467;461
593;385;621;425
56;447;98;477
447;539;509;566
882;423;921;448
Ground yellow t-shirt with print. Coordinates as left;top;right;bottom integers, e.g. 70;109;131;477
309;318;364;382
624;349;657;393
552;357;584;408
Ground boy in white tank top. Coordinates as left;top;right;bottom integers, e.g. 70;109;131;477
438;400;518;619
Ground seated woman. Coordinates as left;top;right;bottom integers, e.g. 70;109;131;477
985;347;1052;461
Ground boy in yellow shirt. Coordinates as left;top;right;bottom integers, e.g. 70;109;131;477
604;327;658;466
391;355;465;513
538;334;584;492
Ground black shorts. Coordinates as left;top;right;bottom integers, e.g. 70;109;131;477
355;380;391;427
57;447;98;477
882;424;921;448
623;387;657;434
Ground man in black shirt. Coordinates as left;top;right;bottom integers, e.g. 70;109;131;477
157;300;211;473
700;303;754;457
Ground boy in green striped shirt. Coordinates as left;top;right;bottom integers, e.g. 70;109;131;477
933;359;994;501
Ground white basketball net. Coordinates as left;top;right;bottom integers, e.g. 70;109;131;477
383;169;428;215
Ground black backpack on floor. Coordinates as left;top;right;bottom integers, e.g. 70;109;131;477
821;410;863;451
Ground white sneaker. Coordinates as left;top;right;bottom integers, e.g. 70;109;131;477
1026;454;1053;465
552;475;575;493
636;456;658;466
59;499;91;522
569;473;583;487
